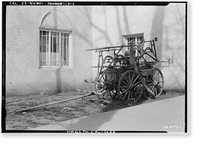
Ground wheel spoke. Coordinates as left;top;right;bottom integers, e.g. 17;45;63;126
155;85;162;94
131;72;135;82
156;85;162;89
129;91;137;102
121;85;129;89
126;91;130;101
121;88;129;94
147;82;154;86
154;87;158;95
135;90;140;97
150;85;155;91
128;91;132;101
147;80;153;85
122;91;129;100
132;75;139;85
128;73;131;83
125;76;129;85
127;91;131;100
121;80;128;86
134;89;141;95
132;80;142;87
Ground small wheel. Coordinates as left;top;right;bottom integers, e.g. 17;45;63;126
95;55;114;100
96;68;117;100
145;68;164;98
118;70;143;104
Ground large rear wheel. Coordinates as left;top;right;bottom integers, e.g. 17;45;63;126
118;70;143;104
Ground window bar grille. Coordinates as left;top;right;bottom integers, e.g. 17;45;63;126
41;32;43;66
56;33;59;66
51;33;53;66
43;33;46;66
48;31;51;67
40;32;42;66
45;32;47;66
63;34;65;66
61;33;63;66
42;32;45;66
59;32;61;67
66;34;69;66
61;33;64;66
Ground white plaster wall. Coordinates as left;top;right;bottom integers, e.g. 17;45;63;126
6;6;93;96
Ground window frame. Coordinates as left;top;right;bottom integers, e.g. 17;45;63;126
122;33;144;45
122;33;144;57
39;27;73;69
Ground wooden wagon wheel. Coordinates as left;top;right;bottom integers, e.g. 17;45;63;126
145;68;164;99
103;56;117;99
117;70;143;104
96;55;113;89
97;55;113;82
96;55;117;99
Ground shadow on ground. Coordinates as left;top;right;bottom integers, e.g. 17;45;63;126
56;90;184;131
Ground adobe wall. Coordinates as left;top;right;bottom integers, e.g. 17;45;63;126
6;6;93;96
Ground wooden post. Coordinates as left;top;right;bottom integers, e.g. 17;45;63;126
129;45;138;73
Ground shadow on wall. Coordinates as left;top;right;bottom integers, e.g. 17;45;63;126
73;7;93;46
122;6;131;34
53;6;62;94
115;6;131;50
160;4;185;92
55;68;61;93
84;7;113;47
150;6;165;61
149;5;185;92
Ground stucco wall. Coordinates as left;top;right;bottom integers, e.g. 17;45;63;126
6;6;93;96
92;3;185;91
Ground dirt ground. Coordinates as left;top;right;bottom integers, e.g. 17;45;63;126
5;90;184;130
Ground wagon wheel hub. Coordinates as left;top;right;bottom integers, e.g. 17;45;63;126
153;80;159;85
128;84;134;90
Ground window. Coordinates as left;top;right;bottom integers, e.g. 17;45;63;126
123;33;144;57
39;29;71;67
